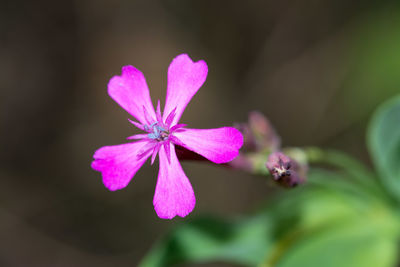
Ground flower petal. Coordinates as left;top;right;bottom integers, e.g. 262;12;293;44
91;141;153;191
108;65;156;125
173;127;243;164
153;144;195;219
163;54;208;125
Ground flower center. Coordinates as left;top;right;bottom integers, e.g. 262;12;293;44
146;122;170;141
274;165;291;177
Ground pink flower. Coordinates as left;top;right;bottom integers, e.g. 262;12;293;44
91;54;243;219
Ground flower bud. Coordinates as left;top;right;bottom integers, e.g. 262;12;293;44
266;152;305;188
234;122;257;152
235;111;281;153
249;111;281;152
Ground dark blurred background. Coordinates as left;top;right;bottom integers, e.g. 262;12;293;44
1;0;400;266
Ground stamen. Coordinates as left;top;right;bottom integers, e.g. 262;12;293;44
144;122;157;133
146;123;169;141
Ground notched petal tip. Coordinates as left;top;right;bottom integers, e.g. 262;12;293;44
91;142;152;192
172;53;208;70
155;203;195;219
107;65;156;125
121;65;137;75
91;157;130;191
107;65;142;96
153;144;196;219
154;193;195;219
163;54;208;125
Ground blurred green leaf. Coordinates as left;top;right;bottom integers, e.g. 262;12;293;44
139;215;273;267
262;169;399;267
368;95;400;200
306;148;384;199
271;217;398;267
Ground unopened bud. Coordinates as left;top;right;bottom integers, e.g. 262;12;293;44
235;111;281;153
234;122;257;152
249;111;281;152
228;154;253;172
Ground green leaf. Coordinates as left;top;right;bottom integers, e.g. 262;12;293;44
368;95;400;199
261;169;399;267
272;218;398;267
139;215;273;267
305;150;384;199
